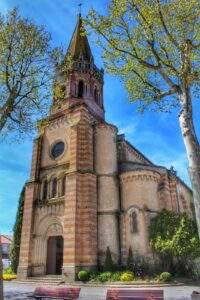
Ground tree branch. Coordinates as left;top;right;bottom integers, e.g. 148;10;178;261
156;0;180;50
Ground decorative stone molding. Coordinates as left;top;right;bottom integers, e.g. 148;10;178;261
120;170;161;183
46;223;63;237
95;122;118;134
35;215;63;237
47;116;69;131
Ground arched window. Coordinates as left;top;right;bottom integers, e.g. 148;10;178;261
52;178;57;198
130;211;138;233
61;175;66;196
42;180;48;200
158;181;165;191
78;80;84;98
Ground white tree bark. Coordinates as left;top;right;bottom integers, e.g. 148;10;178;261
179;87;200;238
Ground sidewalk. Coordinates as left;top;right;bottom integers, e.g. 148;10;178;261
3;281;200;299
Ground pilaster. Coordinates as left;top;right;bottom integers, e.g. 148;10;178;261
17;181;39;279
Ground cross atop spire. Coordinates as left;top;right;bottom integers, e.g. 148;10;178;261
66;13;93;62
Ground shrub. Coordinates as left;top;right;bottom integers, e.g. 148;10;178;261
158;272;172;283
3;267;13;275
131;253;157;278
78;270;90;282
120;271;134;282
3;274;17;281
10;186;25;273
127;247;134;271
98;272;112;282
103;247;114;272
89;271;100;281
110;272;122;281
192;267;200;280
149;210;200;275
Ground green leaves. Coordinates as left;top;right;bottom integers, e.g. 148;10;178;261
149;209;200;260
85;0;200;110
10;185;25;273
0;8;62;139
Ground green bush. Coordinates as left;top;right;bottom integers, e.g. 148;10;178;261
129;252;160;278
10;186;25;273
98;272;112;282
89;271;100;281
103;247;114;272
158;272;172;283
127;247;134;271
120;271;134;282
192;267;200;280
3;267;14;275
78;270;90;282
110;272;122;281
149;210;200;275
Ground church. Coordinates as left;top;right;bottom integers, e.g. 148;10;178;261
17;14;193;282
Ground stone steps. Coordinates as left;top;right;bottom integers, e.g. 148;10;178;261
15;276;64;285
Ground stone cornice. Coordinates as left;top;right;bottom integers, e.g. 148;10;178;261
95;122;118;134
40;162;70;172
120;170;161;183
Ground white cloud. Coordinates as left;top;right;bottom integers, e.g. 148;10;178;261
119;122;138;135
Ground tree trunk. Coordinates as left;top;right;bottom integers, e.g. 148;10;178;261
0;239;3;300
179;87;200;238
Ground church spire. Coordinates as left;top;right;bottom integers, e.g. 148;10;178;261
51;13;104;121
67;14;93;62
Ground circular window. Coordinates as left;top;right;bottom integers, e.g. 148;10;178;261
51;141;65;159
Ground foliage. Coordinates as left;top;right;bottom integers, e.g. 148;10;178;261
120;271;135;282
77;270;90;282
149;210;200;274
110;271;122;282
103;247;114;272
3;267;16;281
10;185;25;273
85;0;200;111
126;246;134;271
191;263;200;280
158;272;172;283
3;267;13;275
3;274;17;281
98;272;112;282
0;8;63;139
128;252;162;278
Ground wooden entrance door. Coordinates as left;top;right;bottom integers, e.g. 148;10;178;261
46;236;63;275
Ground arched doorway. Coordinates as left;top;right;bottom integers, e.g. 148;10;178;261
46;235;63;275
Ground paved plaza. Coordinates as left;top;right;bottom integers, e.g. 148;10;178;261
3;281;200;300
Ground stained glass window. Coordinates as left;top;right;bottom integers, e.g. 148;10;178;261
51;141;65;159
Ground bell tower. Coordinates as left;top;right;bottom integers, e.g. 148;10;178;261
51;14;105;120
17;14;103;282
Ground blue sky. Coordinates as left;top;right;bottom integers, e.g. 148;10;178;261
0;0;199;235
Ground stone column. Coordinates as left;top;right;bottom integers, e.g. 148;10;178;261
17;181;38;279
17;137;41;280
62;107;97;282
94;123;120;264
